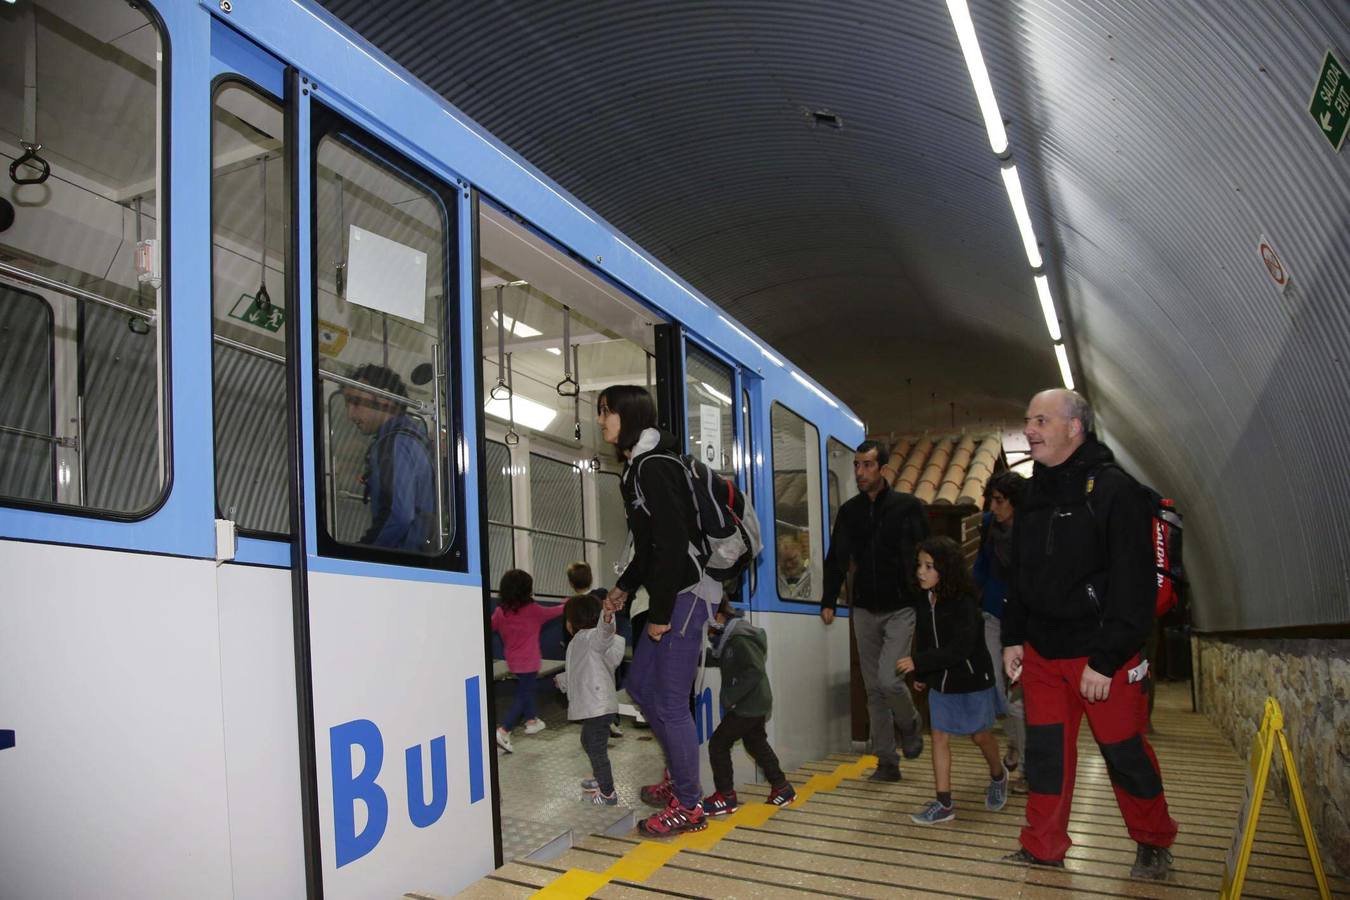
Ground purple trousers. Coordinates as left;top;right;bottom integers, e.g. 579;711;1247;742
626;591;709;808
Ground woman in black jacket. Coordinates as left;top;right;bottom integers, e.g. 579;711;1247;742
898;536;1009;825
597;385;717;836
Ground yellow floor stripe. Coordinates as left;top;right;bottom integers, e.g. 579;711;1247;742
528;755;878;898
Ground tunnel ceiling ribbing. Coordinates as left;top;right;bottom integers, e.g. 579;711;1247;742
316;0;1350;630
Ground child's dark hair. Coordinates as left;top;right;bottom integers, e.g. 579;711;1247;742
917;536;976;605
565;592;602;633
498;569;533;612
716;597;740;620
566;561;593;592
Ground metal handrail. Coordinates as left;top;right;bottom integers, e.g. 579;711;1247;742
0;422;61;444
0;260;156;323
486;519;606;546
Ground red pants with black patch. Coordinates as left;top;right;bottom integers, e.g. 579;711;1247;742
1019;643;1178;861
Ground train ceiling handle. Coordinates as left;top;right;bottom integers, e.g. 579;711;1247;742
9;143;49;186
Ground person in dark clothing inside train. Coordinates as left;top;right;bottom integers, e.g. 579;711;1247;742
341;363;436;552
819;439;930;782
1001;388;1177;880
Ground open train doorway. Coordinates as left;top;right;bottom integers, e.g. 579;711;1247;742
477;201;673;860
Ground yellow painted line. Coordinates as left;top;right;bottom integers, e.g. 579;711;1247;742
528;755;878;899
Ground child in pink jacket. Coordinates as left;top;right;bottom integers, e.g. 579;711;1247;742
491;569;564;752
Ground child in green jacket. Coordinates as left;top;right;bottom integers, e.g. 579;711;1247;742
701;599;797;816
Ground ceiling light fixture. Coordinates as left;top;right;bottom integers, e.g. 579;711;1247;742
484;394;557;431
1054;343;1074;391
489;310;542;339
1034;274;1061;341
1000;164;1043;269
699;382;733;406
945;0;1008;155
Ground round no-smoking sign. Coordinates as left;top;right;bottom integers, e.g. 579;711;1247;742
1258;234;1292;294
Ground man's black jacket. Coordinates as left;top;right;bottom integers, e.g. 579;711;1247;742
1001;437;1154;677
821;484;929;613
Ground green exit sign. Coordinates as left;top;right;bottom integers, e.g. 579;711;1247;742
1309;50;1348;152
228;292;286;332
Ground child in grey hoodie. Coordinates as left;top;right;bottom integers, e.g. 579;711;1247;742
558;593;626;805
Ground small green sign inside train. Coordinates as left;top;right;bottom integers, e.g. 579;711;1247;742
228;292;286;333
1309;49;1348;152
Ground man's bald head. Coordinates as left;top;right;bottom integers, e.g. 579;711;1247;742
1024;389;1093;467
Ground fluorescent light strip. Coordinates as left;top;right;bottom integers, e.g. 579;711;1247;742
946;0;1008;155
1001;164;1043;269
1054;343;1074;390
1034;274;1061;341
489;310;542;339
791;370;838;408
699;381;733;405
484;394;558;431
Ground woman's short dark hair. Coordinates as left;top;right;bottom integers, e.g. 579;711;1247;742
917;536;976;605
498;569;533;612
597;384;657;460
985;471;1028;508
565;592;602;632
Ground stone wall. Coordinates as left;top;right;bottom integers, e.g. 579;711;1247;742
1195;636;1349;876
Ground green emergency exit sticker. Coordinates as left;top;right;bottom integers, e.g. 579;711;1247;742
228;292;286;333
1309;50;1348;152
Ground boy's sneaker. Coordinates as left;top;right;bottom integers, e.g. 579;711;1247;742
1130;843;1173;880
639;771;674;807
585;789;619;806
1003;847;1064;868
868;762;902;782
767;783;797;807
523;718;547;735
495;727;514;753
1009;771;1029;795
580;777;600;793
910;799;955;825
986;770;1009;812
609;720;624;738
701;790;739;817
638;797;707;836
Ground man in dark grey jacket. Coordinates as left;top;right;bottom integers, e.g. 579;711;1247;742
820;440;929;781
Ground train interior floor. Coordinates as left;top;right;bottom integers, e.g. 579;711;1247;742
463;681;1348;899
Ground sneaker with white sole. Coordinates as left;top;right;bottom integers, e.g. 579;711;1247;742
767;783;797;807
640;770;674;808
585;789;619;806
701;790;739;817
986;769;1009;812
910;799;955;825
495;727;514;753
638;797;707;836
609;720;624;738
522;718;546;735
581;777;600;793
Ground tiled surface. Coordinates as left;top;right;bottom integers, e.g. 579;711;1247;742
494;680;664;861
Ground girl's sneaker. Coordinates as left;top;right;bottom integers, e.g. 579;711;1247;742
768;783;797;807
910;799;955;825
986;770;1010;812
523;718;547;735
639;770;674;808
701;790;739;817
609;720;624;738
638;797;707;836
585;789;619;806
580;777;600;793
495;727;514;754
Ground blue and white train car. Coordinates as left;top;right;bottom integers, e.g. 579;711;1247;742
0;1;863;896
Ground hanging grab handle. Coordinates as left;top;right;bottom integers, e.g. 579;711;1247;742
556;305;579;397
9;143;49;186
256;155;272;312
490;284;511;401
571;344;582;442
504;351;520;446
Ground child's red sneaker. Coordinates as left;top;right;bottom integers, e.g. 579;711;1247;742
767;783;797;807
638;797;707;836
701;790;739;817
639;770;674;808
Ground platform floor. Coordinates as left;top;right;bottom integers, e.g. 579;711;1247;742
460;683;1345;898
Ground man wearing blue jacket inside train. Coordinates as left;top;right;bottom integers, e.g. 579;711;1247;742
341;363;436;552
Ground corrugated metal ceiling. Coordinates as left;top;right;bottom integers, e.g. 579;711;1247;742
316;0;1349;630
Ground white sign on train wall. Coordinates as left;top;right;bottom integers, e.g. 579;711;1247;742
1257;234;1292;295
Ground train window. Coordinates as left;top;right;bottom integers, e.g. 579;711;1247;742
0;287;54;502
528;453;585;598
0;0;166;516
211;82;288;535
312;114;456;562
595;470;626;589
685;345;734;476
740;387;756;596
485;439;515;587
771;403;822;603
826;437;858;532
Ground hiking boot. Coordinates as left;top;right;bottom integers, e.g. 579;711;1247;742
986;769;1009;812
523;718;547;735
585;789;619;806
639;770;674;807
768;783;797;807
1003;847;1064;868
701;790;739;817
1130;844;1173;880
910;799;955;825
495;727;514;754
638;797;707;836
900;722;924;760
868;762;902;782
